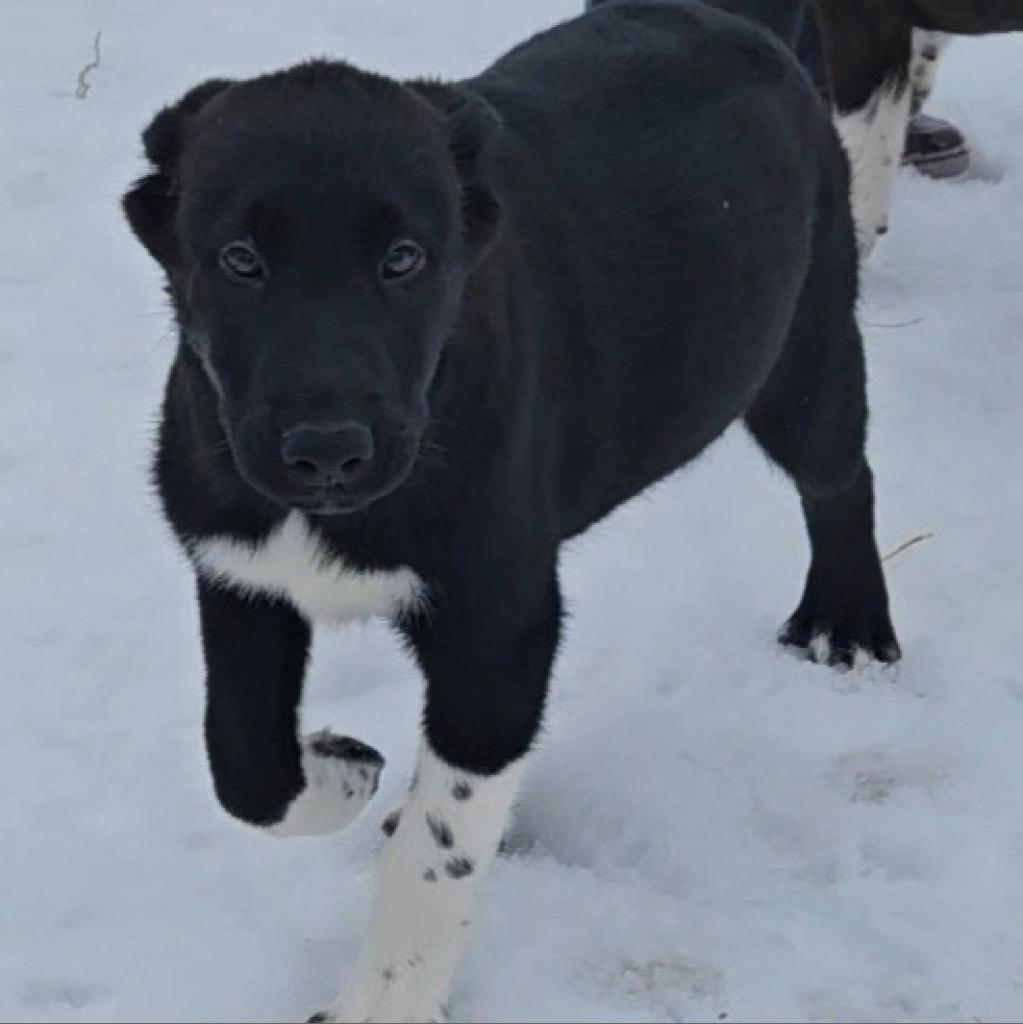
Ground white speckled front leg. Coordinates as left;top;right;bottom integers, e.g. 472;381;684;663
312;746;527;1023
834;79;912;255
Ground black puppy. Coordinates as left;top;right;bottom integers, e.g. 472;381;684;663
808;0;1023;250
123;2;899;1019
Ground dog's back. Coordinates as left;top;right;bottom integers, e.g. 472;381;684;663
454;1;846;530
818;0;1023;35
918;0;1023;34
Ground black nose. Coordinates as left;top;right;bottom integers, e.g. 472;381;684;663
281;421;375;487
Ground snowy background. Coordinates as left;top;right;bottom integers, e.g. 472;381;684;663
2;1;1022;1021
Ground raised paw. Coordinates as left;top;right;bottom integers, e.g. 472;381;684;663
269;729;384;838
311;732;384;766
779;610;901;669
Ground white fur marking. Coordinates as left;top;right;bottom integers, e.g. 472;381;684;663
808;631;833;665
317;747;527;1022
909;30;947;114
834;79;912;255
190;511;423;623
851;646;874;672
269;731;382;838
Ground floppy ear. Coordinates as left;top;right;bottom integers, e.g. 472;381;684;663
445;89;504;266
122;78;233;269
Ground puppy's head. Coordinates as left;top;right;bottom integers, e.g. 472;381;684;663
124;62;501;515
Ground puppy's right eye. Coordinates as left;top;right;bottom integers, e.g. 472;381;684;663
218;241;267;284
380;239;426;282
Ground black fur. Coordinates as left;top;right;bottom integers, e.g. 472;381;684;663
123;1;899;831
810;0;1023;114
706;0;809;46
590;0;807;48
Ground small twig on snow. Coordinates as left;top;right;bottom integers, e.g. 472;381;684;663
863;317;925;330
75;30;103;100
882;532;935;564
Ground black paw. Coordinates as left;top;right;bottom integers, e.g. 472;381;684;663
311;732;385;768
779;607;901;668
307;1014;328;1023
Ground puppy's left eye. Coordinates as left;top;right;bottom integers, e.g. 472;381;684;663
380;240;426;282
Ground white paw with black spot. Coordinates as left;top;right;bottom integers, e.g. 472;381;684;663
308;992;449;1024
269;730;384;838
309;1007;447;1023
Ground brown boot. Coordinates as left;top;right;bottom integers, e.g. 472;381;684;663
903;113;970;179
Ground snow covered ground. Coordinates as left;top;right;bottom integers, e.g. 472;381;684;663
2;2;1022;1021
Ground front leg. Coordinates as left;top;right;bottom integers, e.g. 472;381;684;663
199;578;383;836
313;570;561;1023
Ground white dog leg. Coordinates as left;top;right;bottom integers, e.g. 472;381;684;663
909;30;948;114
312;746;527;1023
834;78;912;255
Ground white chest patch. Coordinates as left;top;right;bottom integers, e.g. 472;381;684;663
189;512;424;623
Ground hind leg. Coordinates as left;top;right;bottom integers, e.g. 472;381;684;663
813;0;914;252
776;462;900;666
746;317;900;668
909;30;947;115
